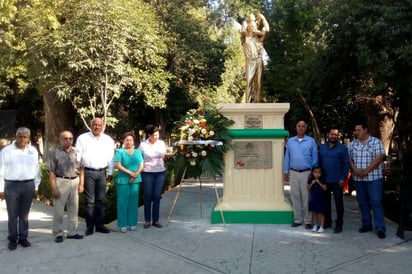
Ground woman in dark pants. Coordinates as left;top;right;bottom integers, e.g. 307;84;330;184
138;125;166;228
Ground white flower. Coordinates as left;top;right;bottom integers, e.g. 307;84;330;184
190;159;196;166
188;136;193;141
209;130;215;136
201;128;207;134
201;150;207;157
192;152;198;158
193;119;200;124
188;128;196;135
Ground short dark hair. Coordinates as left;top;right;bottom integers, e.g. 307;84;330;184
145;124;159;136
311;166;321;172
354;121;368;130
327;126;339;132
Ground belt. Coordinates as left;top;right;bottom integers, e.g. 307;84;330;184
56;175;78;180
85;167;107;171
5;179;34;183
290;168;311;173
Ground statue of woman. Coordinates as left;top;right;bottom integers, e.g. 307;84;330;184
239;13;269;103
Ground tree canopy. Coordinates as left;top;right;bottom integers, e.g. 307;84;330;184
0;0;411;158
15;0;172;130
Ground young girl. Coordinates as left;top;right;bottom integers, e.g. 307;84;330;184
308;166;327;233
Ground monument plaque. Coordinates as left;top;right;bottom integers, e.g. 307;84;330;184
244;115;263;129
234;141;272;168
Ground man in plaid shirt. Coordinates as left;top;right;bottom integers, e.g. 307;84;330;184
349;122;386;239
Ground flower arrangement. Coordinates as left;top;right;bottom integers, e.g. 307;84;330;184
173;107;234;178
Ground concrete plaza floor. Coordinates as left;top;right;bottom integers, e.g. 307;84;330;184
1;181;412;274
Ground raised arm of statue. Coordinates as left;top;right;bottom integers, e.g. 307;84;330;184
256;13;269;34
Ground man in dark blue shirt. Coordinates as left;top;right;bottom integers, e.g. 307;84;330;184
318;128;350;233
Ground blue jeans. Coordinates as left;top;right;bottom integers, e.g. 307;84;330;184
84;170;107;228
142;171;165;223
325;183;344;227
355;179;386;232
5;180;35;242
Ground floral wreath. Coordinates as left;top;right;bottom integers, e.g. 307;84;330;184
173;107;234;178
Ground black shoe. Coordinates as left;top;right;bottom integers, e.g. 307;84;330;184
8;241;17;251
143;222;150;229
333;226;343;233
67;234;84;240
18;239;31;248
85;227;94;236
358;226;373;233
323;224;332;229
96;226;110;233
291;222;302;227
305;224;313;229
152;222;162;228
55;236;63;243
377;231;386;239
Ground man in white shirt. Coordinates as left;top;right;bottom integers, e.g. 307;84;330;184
76;118;114;236
0;127;41;251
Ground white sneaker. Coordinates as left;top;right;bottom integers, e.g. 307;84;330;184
317;227;324;233
312;225;318;232
130;226;137;231
120;227;127;233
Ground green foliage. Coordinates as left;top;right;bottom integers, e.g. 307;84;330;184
314;0;412;137
151;2;232;107
104;181;117;224
37;163;52;204
16;0;172;129
0;0;29;98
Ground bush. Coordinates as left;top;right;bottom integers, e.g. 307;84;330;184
37;163;52;205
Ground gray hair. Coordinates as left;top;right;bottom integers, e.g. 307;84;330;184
16;127;31;137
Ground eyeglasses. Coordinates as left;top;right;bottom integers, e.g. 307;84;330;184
64;137;73;140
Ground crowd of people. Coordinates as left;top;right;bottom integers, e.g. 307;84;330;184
0;117;388;251
284;120;386;239
0;118;167;251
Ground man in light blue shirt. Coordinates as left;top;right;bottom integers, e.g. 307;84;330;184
284;120;318;229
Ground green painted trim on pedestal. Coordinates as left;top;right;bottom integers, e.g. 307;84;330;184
211;207;293;224
228;129;289;139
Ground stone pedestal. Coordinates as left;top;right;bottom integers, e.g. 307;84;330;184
211;103;293;224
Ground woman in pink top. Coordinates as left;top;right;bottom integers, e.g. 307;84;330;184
138;124;166;228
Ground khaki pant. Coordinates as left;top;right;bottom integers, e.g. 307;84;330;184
289;170;312;224
52;177;80;237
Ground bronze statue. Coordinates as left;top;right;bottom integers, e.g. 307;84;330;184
239;13;269;103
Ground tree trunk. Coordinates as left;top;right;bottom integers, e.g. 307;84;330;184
297;91;321;145
362;96;396;155
43;90;76;160
154;107;167;139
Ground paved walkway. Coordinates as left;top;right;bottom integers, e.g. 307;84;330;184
1;181;412;274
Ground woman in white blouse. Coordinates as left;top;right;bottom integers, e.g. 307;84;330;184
138;125;166;228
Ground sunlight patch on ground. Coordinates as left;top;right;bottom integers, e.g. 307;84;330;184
29;211;52;221
206;227;226;233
